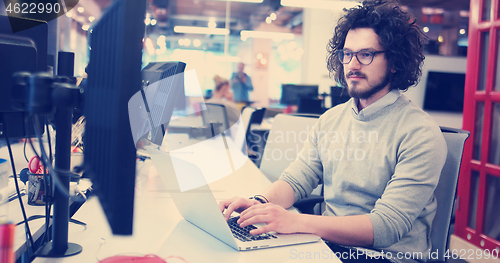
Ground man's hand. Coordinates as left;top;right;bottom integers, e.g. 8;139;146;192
219;196;260;221
237;203;300;235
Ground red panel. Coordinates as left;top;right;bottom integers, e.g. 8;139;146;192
456;0;481;239
456;0;500;250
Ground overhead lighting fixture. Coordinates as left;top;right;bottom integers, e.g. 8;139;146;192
174;26;229;35
240;30;294;41
281;0;359;10
207;54;241;62
227;0;263;3
77;6;84;13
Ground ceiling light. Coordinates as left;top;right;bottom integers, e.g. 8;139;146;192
145;38;155;55
89;16;95;22
82;24;90;31
240;30;294;40
184;38;191;46
145;17;151;25
207;54;241;62
423;27;429;33
266;17;272;24
459;29;466;35
66;12;72;18
151;19;157;26
227;0;263;2
270;13;277;21
208;20;217;28
174;26;230;35
77;6;84;13
193;39;201;47
281;0;359;10
157;35;166;46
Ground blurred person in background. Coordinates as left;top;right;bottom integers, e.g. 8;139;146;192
231;63;253;102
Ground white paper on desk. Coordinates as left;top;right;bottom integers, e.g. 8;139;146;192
0;178;26;202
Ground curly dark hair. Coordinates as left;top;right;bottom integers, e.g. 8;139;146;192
326;0;427;91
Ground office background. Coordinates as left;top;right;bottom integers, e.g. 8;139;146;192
2;0;500;261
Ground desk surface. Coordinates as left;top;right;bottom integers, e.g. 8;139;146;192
29;153;336;263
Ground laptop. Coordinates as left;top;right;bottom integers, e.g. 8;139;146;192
146;144;321;251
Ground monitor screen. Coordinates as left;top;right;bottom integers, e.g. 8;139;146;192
280;84;319;106
423;71;465;113
84;0;147;235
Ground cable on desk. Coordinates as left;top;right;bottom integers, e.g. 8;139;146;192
3;123;35;258
23;136;28;163
43;120;53;244
16;215;87;230
96;239;189;263
98;254;189;263
32;115;85;202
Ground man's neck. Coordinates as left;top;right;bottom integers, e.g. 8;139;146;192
356;86;391;111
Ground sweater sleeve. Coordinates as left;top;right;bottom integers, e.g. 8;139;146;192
279;121;324;202
367;121;447;248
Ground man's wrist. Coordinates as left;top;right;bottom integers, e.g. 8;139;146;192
250;194;269;204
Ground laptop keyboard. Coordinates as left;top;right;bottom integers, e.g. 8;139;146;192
228;216;277;242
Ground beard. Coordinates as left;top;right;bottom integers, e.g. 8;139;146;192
346;70;391;99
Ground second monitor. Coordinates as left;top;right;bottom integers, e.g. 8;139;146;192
280;84;319;106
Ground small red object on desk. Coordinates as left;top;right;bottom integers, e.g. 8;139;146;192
0;223;15;263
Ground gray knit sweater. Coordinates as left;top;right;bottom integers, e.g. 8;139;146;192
280;90;447;262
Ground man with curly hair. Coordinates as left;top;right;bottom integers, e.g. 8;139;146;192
220;1;447;261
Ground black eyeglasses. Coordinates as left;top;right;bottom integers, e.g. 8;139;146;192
337;49;386;65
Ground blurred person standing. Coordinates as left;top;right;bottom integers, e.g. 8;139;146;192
231;63;253;102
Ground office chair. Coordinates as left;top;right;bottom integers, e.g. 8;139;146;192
201;103;231;136
259;114;319;183
233;106;256;153
293;127;470;262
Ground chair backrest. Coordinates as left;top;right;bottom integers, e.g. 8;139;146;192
430;127;469;261
233;106;257;153
201;103;230;136
260;114;319;183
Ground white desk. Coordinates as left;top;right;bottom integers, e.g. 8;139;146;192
0;141;86;261
30;156;337;263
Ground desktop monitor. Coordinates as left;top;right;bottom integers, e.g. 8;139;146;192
280;84;319;106
330;86;351;107
141;62;186;145
142;61;187;110
423;71;465;113
84;0;147;235
0;15;47;138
